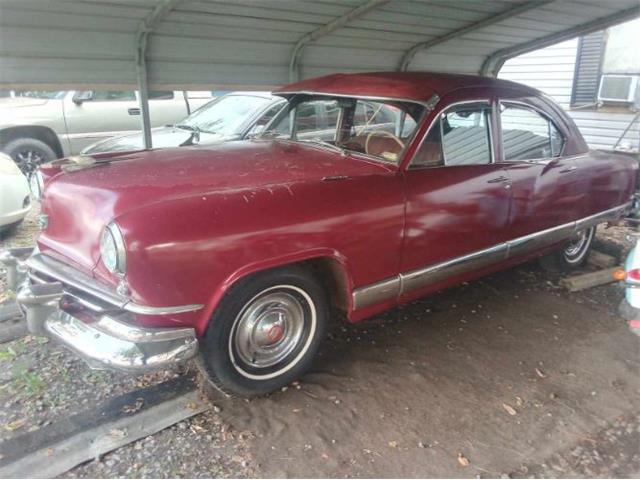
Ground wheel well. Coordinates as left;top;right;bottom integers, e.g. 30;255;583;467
302;257;350;312
0;126;64;158
233;257;351;313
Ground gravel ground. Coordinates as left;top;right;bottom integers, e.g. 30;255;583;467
66;410;255;479
1;211;638;478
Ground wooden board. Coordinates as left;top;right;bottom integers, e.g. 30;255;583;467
0;376;208;478
587;250;617;269
560;267;622;292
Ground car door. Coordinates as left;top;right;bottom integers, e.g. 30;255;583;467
497;100;581;241
62;90;141;154
400;99;512;299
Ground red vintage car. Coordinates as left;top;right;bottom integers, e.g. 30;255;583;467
2;72;637;396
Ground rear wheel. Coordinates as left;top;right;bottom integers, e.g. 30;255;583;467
198;266;328;397
539;226;596;271
3;137;56;176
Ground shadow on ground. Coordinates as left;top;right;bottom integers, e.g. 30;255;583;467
217;264;640;478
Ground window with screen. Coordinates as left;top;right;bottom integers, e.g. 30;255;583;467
412;103;492;168
500;104;565;160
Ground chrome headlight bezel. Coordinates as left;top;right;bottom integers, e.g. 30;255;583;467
100;222;126;275
29;170;44;200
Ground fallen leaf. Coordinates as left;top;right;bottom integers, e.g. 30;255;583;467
515;396;524;407
109;428;127;438
46;448;54;457
458;453;470;467
4;419;26;431
122;397;144;414
502;403;517;416
535;368;547;378
388;441;398;448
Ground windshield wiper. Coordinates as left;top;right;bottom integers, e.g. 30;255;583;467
177;124;201;146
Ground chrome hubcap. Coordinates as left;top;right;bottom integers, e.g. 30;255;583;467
233;290;306;369
564;229;589;258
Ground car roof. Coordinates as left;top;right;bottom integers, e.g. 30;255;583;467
226;91;280;100
275;71;539;105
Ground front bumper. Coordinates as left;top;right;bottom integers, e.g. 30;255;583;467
1;248;199;372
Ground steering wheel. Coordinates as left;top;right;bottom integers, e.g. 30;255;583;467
365;130;405;156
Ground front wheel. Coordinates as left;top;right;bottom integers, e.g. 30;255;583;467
198;266;328;397
539;226;596;271
3;137;57;176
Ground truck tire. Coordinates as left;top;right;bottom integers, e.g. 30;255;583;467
198;266;328;397
3;137;57;176
539;226;595;272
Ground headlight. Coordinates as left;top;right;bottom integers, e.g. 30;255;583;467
29;171;44;200
100;222;126;275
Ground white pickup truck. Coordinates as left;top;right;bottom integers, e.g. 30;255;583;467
0;90;212;173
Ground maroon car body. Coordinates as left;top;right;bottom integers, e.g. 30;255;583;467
5;72;636;396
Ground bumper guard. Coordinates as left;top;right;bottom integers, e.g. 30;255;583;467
1;248;199;372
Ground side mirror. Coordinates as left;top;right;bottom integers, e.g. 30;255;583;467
72;91;93;105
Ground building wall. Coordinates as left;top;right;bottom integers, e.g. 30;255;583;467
499;38;639;152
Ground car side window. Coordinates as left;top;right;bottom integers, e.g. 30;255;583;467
148;91;174;100
89;91;136;101
411;103;492;168
500;104;565;160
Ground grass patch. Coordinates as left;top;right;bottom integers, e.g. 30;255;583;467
12;366;45;396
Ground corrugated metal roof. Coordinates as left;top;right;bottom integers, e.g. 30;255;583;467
0;0;638;89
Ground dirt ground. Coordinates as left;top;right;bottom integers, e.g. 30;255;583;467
1;212;639;478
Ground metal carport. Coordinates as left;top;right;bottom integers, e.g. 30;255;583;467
1;0;638;147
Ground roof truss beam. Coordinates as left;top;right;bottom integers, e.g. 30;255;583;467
135;0;183;149
398;0;554;71
480;4;640;76
288;0;390;83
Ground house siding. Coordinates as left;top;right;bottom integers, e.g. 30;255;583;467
500;38;639;152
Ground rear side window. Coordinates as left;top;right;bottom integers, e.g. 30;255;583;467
149;91;174;100
91;91;136;101
412;102;492;168
500;104;565;160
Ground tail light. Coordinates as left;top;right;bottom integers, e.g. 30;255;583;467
626;268;640;282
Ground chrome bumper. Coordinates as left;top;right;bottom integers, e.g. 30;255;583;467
1;248;199;372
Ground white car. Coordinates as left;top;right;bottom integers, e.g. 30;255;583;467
0;152;31;233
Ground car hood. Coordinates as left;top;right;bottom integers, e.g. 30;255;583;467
82;126;235;154
38;140;390;271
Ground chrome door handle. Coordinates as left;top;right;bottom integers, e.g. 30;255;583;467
128;108;141;115
487;176;508;183
559;166;577;173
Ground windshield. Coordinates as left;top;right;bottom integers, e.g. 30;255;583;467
14;90;66;99
180;94;274;135
262;95;426;163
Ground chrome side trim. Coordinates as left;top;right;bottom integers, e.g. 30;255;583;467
352;276;400;310
400;243;506;294
25;254;204;315
507;222;575;258
576;203;632;230
352;202;632;309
